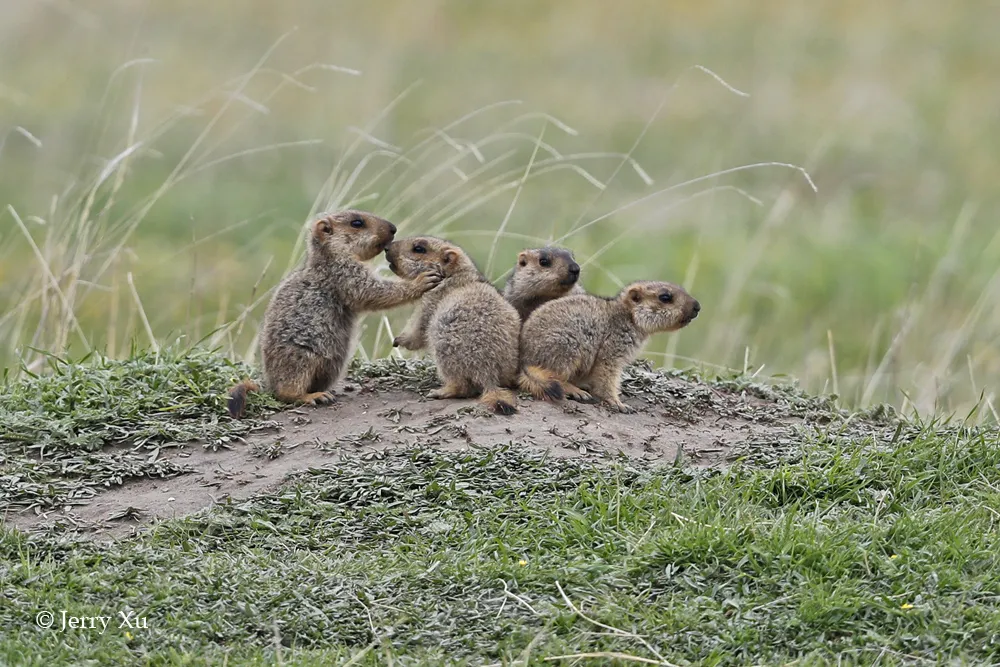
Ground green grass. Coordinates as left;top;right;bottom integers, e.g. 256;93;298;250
4;430;1000;665
0;347;283;513
2;5;1000;660
2;350;999;664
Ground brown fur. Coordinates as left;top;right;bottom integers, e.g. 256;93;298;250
227;210;439;418
387;236;521;415
503;246;583;320
518;366;565;402
226;380;260;420
519;281;701;413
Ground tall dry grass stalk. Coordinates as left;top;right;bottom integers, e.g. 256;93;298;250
1;33;995;424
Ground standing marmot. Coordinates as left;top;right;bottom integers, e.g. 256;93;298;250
502;246;583;320
386;236;521;415
519;281;700;413
227;210;440;418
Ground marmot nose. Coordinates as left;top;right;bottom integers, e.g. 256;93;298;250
387;222;397;235
692;300;701;315
568;262;580;275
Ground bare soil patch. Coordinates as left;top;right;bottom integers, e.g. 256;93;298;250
6;366;811;538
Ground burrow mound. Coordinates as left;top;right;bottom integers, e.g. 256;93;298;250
4;359;895;538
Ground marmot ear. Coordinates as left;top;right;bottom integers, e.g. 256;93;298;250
626;285;644;304
314;217;333;236
442;249;458;265
517;251;528;267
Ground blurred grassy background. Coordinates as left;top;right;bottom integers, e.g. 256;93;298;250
1;0;998;419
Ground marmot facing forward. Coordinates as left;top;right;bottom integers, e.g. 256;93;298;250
503;246;583;320
519;281;700;413
227;210;440;418
387;236;521;415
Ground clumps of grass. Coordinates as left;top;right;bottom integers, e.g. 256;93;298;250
620;359;893;454
618;358;997;480
0;346;279;454
4;433;1000;664
346;356;442;393
0;449;189;513
248;439;286;460
0;346;281;510
622;359;842;415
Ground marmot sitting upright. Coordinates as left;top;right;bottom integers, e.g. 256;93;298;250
387;236;521;415
227;210;440;418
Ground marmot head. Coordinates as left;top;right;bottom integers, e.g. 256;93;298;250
310;210;397;261
506;246;581;298
619;281;701;335
385;236;476;280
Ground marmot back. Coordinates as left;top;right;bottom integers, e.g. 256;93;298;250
503;246;582;320
387;236;521;415
227;210;440;418
519;281;700;412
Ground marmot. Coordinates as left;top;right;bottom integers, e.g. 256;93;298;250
519;281;700;413
502;246;583;320
227;210;440;418
386;236;521;415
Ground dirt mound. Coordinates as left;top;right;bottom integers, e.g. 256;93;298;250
6;363;821;538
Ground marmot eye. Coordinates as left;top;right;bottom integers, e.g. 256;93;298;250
350;218;365;228
658;292;673;304
538;256;551;267
412;244;426;254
